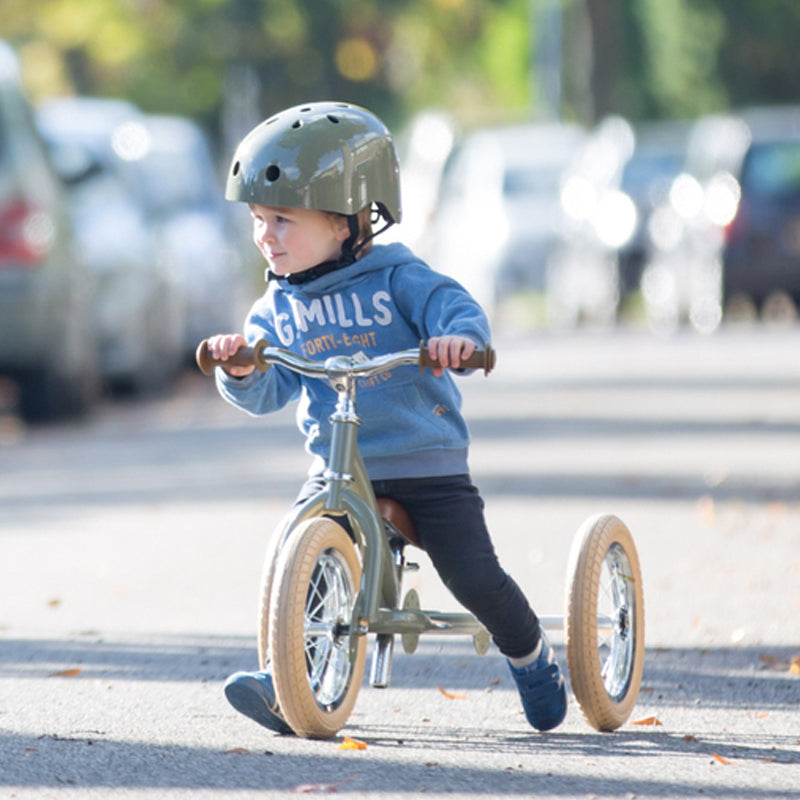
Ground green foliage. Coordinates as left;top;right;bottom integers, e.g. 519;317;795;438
715;0;800;108
3;0;800;135
632;0;727;118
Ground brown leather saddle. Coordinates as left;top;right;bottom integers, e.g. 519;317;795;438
376;497;422;549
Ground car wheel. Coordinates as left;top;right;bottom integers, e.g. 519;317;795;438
19;279;100;423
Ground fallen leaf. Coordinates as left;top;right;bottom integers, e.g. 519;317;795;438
337;736;366;750
683;734;698;742
712;753;731;765
761;653;800;674
630;716;662;726
754;712;769;719
697;495;716;525
224;747;251;755
767;501;788;521
49;668;82;678
436;685;466;700
47;598;62;608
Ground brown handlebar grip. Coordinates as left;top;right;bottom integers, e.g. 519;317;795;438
418;342;496;375
195;338;270;376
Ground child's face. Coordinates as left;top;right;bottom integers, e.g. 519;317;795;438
249;204;350;276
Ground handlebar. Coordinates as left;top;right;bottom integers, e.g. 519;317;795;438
195;339;495;379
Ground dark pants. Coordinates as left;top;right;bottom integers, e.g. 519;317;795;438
293;474;540;659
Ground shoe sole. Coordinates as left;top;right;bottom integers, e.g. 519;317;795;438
224;681;293;734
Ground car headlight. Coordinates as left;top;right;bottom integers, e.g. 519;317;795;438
593;190;637;249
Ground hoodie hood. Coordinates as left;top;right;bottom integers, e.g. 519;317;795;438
273;242;418;297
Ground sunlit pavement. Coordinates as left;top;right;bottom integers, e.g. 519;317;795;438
1;324;799;798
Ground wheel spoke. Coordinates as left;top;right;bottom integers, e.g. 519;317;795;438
301;548;356;708
595;542;636;701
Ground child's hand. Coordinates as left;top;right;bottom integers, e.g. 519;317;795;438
206;333;256;377
427;336;477;377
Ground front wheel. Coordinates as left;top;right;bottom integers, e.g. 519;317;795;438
565;514;645;731
268;517;367;739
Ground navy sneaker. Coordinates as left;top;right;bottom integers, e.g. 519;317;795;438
224;669;294;734
507;635;567;731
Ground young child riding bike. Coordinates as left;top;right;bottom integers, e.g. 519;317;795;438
205;101;567;734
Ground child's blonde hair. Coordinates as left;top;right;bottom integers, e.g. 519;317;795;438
331;206;374;258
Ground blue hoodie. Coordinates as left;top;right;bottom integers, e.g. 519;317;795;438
216;242;491;480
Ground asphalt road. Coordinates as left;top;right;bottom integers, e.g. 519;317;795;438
1;324;799;799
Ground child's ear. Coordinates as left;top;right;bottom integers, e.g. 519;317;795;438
332;214;351;241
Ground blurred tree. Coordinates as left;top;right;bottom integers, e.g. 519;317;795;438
714;0;800;108
565;0;800;123
1;0;535;133
4;0;800;136
566;0;727;122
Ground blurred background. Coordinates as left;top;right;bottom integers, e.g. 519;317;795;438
3;0;800;421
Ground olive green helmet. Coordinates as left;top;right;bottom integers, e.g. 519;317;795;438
225;101;402;224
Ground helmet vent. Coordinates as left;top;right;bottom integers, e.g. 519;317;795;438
327;115;340;124
291;120;303;129
231;161;240;177
265;165;281;183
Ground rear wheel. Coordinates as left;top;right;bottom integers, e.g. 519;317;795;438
565;514;644;731
268;517;366;739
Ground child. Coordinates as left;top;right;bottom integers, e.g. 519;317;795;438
206;101;567;734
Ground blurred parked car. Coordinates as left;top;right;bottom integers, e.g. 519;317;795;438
617;120;690;299
429;121;586;318
138;114;247;356
37;96;185;391
384;109;456;261
641;113;751;333
547;116;689;326
722;106;800;318
0;42;99;422
547;116;636;326
640;108;800;333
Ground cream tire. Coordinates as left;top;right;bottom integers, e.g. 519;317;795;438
268;517;366;739
565;514;645;731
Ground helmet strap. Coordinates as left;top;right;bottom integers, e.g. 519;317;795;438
341;214;361;259
346;205;395;259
